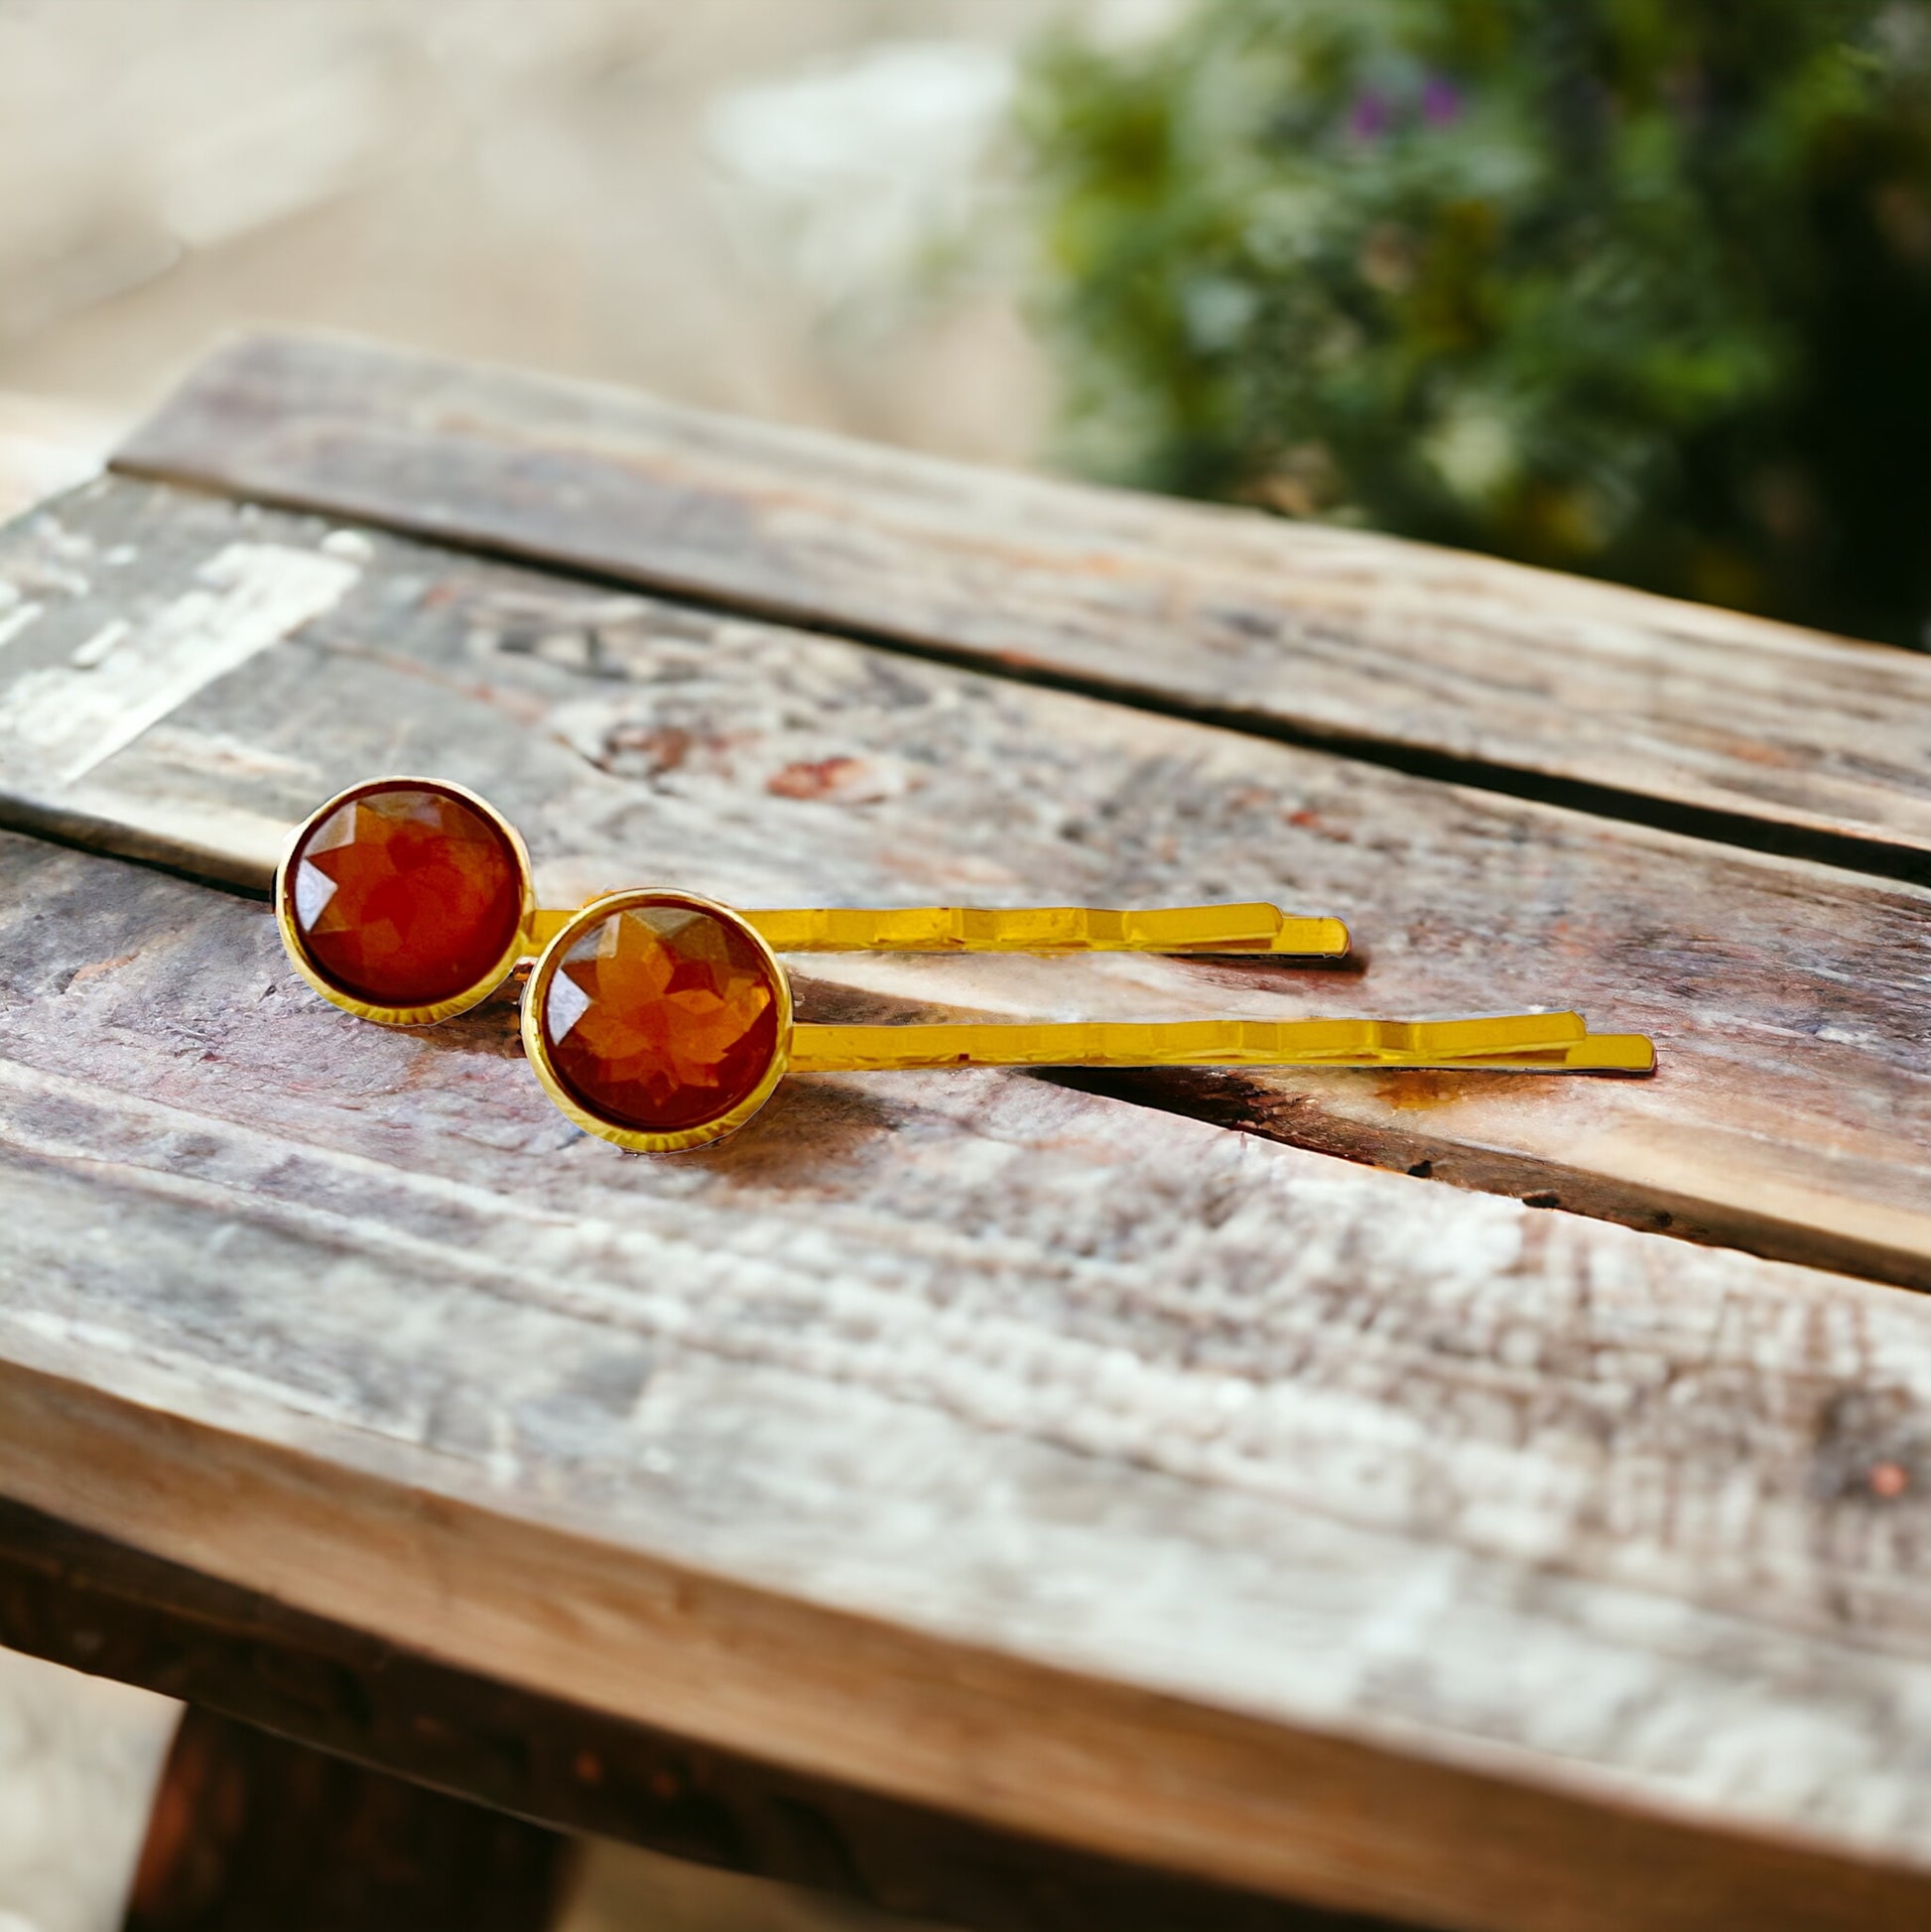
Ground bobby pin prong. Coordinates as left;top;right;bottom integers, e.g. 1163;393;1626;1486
523;902;1350;961
786;1011;1653;1076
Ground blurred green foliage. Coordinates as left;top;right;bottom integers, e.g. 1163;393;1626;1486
1022;1;1931;642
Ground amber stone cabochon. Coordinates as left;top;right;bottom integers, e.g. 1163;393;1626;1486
539;896;786;1136
285;780;525;1010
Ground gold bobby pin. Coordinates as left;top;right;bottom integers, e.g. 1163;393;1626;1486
276;777;1655;1154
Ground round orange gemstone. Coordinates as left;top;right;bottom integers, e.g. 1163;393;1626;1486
287;782;524;1009
539;897;783;1134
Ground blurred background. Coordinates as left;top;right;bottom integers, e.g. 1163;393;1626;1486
3;0;1930;1927
0;0;1144;508
6;0;1931;641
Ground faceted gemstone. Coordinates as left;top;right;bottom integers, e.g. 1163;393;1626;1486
287;783;523;1008
541;899;782;1134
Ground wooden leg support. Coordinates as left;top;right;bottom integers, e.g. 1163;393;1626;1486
123;1705;573;1932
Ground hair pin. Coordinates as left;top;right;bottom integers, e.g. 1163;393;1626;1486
276;778;1654;1153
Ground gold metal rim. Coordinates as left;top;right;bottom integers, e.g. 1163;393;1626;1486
520;887;794;1153
274;774;536;1027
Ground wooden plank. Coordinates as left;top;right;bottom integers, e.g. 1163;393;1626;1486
1;477;1929;1291
10;831;1931;1932
112;330;1931;880
0;1499;1393;1932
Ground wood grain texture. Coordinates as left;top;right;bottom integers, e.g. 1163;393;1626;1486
7;829;1931;1931
1;478;1928;1291
0;1499;1391;1932
11;339;1931;1929
112;330;1931;878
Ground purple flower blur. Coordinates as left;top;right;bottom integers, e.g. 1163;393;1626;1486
1421;73;1463;126
1347;90;1391;142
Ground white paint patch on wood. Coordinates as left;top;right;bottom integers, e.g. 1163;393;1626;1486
0;542;356;784
67;619;129;669
51;786;298;885
0;602;44;652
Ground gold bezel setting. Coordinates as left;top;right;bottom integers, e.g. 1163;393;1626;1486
521;887;795;1154
274;775;536;1027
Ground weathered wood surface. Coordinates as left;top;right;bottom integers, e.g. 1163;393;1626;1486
0;1499;1386;1932
7;336;1931;1930
8;826;1931;1930
1;478;1929;1295
114;330;1931;878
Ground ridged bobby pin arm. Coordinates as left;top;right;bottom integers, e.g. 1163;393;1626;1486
787;1012;1656;1075
523;903;1350;959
